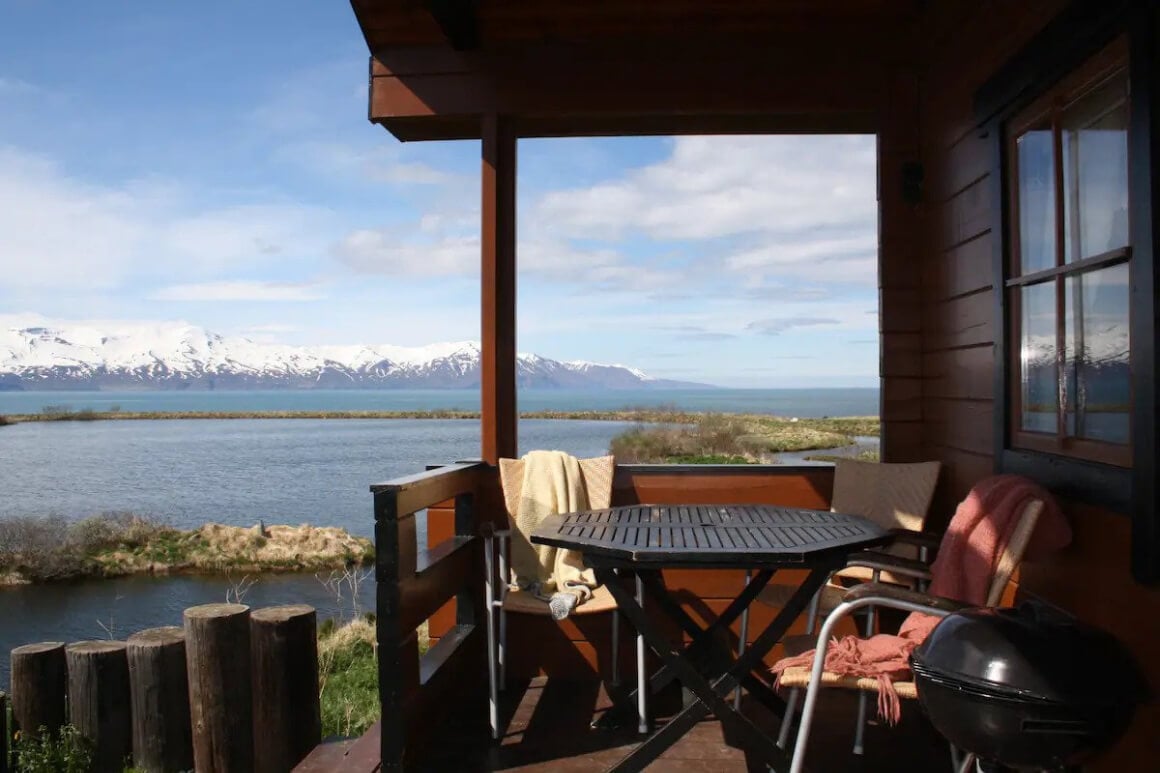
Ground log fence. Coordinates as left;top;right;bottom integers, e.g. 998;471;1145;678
3;603;324;773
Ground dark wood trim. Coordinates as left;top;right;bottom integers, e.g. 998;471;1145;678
615;463;839;477
974;0;1135;125
990;118;1011;471
1128;7;1160;583
422;0;479;51
480;114;517;463
1000;449;1131;513
1004;246;1132;286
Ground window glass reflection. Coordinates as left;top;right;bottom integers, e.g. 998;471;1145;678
1021;281;1058;434
1017;126;1056;274
1064;263;1130;443
1062;72;1130;262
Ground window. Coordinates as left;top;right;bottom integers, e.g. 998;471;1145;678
1006;41;1132;467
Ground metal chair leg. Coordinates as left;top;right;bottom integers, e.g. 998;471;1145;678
484;533;500;740
636;573;648;734
852;574;880;756
499;537;509;688
777;575;826;748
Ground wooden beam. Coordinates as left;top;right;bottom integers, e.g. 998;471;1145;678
480;114;517;464
423;0;479;51
367;32;907;140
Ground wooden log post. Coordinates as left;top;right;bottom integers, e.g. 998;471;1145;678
184;603;253;773
127;626;193;773
66;640;131;773
250;605;321;773
9;642;67;742
1;690;8;773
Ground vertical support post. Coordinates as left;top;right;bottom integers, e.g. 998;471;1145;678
1;690;8;773
127;626;193;773
251;605;321;773
66;640;132;773
375;489;407;773
10;642;67;743
481;112;518;464
184;604;253;773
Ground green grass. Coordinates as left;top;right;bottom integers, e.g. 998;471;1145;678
318;618;381;739
802;448;881;463
609;413;880;463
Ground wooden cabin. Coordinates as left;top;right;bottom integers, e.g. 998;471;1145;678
302;0;1160;769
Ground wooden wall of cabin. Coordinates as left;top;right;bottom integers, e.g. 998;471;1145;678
424;465;864;680
917;1;1160;768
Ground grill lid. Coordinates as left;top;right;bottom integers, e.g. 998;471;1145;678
910;603;1147;707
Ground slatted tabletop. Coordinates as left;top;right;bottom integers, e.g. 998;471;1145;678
531;504;887;568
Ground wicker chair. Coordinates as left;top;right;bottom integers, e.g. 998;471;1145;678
483;455;647;739
781;497;1046;773
737;459;941;749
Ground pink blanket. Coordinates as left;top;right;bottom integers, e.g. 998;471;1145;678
771;474;1070;723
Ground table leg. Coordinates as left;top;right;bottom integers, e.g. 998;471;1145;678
594;565;834;772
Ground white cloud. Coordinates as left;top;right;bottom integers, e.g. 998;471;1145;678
746;316;841;335
276;140;456;186
535;135;876;241
0;146;335;291
149;280;327;302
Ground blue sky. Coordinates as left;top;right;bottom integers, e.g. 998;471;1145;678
0;0;880;388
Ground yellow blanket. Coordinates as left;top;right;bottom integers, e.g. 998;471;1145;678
501;450;611;614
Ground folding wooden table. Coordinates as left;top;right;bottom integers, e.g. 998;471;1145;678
532;503;887;772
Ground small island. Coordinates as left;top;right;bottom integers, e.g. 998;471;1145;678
0;513;373;585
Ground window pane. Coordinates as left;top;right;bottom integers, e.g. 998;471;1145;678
1016;125;1056;274
1021;281;1058;433
1062;71;1130;261
1064;263;1130;443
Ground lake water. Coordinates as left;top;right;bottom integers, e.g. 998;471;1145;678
0;387;877;688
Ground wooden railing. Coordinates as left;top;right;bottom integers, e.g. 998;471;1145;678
370;461;488;772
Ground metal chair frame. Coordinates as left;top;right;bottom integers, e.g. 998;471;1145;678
483;527;648;740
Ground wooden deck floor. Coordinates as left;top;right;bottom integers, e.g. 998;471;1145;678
311;677;952;772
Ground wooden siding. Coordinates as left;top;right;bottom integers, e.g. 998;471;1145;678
917;1;1159;768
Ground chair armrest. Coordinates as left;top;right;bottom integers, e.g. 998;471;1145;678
886;529;942;552
844;552;933;581
840;582;969;617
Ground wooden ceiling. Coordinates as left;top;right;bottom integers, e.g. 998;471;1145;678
350;0;924;52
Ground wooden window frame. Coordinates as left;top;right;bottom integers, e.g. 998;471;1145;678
976;0;1159;584
1004;42;1133;468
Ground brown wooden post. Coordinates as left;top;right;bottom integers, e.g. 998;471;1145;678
127;626;193;773
250;605;320;773
66;640;131;773
1;690;8;773
184;603;253;773
9;642;67;742
481;112;518;464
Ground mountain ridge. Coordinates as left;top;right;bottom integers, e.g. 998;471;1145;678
0;322;712;391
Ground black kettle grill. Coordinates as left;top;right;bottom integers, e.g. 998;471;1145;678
910;603;1148;771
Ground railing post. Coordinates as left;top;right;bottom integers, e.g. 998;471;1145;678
9;642;67;744
66;640;132;773
184;604;253;773
251;605;321;773
375;489;407;772
1;690;8;773
127;626;193;773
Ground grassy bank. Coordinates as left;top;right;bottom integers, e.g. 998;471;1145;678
610;413;879;463
0;512;373;585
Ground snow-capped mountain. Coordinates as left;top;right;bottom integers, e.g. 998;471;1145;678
0;322;710;391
